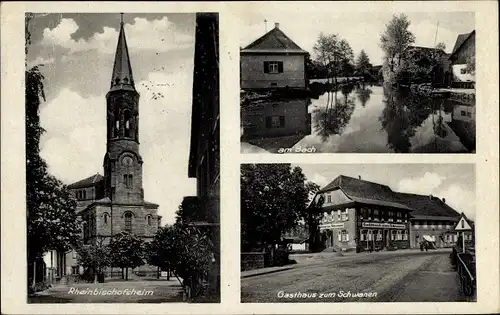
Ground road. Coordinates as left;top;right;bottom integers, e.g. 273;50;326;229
28;278;185;303
241;250;474;303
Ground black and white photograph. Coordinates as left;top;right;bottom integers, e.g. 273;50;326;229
239;8;476;153
241;164;476;302
25;12;220;303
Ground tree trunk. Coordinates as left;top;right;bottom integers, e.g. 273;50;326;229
125;267;128;280
121;268;124;279
94;267;98;283
157;266;160;279
167;267;170;281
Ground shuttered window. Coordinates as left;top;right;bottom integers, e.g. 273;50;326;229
263;61;284;74
265;115;285;128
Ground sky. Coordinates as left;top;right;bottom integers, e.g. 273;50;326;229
295;164;476;220
27;13;197;225
237;8;475;65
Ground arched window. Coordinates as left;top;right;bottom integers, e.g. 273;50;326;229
147;215;152;226
103;213;109;225
124;212;132;232
124;110;132;137
114;108;120;137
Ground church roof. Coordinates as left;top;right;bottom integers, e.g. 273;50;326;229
109;17;136;92
68;173;103;189
241;23;308;55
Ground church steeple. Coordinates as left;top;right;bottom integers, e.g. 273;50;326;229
109;13;135;92
104;13;143;204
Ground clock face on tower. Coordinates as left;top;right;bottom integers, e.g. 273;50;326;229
122;156;133;166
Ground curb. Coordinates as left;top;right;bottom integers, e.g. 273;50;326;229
241;266;295;279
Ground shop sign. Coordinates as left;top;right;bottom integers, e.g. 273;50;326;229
362;222;406;229
319;223;345;230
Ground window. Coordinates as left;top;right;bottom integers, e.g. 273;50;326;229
82;190;86;200
396;231;402;240
367;230;373;241
396;212;402;222
327;195;332;203
388;211;393;222
403;231;408;241
376;230;383;241
391;230;397;240
360;230;366;241
337;210;341;220
114;108;120;137
341;209;349;221
124;212;132;232
124;110;132;137
147;215;152;226
124;174;133;188
461;110;466;116
341;230;349;242
265;115;285;129
264;61;283;74
373;209;379;221
103;213;109;225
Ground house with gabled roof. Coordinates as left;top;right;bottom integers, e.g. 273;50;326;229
449;30;475;88
311;175;471;252
240;22;308;90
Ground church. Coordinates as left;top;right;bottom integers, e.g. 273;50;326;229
43;16;160;280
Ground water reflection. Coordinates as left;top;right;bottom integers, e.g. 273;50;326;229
313;90;356;142
241;83;475;153
241;98;312;153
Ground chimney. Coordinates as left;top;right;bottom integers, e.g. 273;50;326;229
275;22;280;29
429;194;433;200
442;198;446;203
358;176;361;180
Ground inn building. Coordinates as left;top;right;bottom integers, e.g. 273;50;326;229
313;175;471;252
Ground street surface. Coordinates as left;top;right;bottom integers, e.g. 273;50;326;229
28;278;184;303
241;249;474;302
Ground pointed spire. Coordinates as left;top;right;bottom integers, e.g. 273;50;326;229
109;13;135;92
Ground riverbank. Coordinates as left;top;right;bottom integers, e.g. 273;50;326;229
241;77;370;107
410;83;475;104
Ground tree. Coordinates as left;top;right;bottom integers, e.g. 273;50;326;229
356;50;371;75
313;33;355;84
26;14;80;290
435;42;446;52
173;225;215;299
240;164;310;251
108;232;145;280
380;14;416;84
146;225;177;280
77;237;111;283
465;52;475;76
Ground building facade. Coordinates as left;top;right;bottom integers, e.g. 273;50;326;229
449;30;475;88
45;17;161;280
314;176;413;252
397;193;461;249
240;23;308;90
184;13;220;300
313;175;472;252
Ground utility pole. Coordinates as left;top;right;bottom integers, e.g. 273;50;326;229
434;21;440;47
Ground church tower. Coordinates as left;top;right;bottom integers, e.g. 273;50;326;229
104;14;143;205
